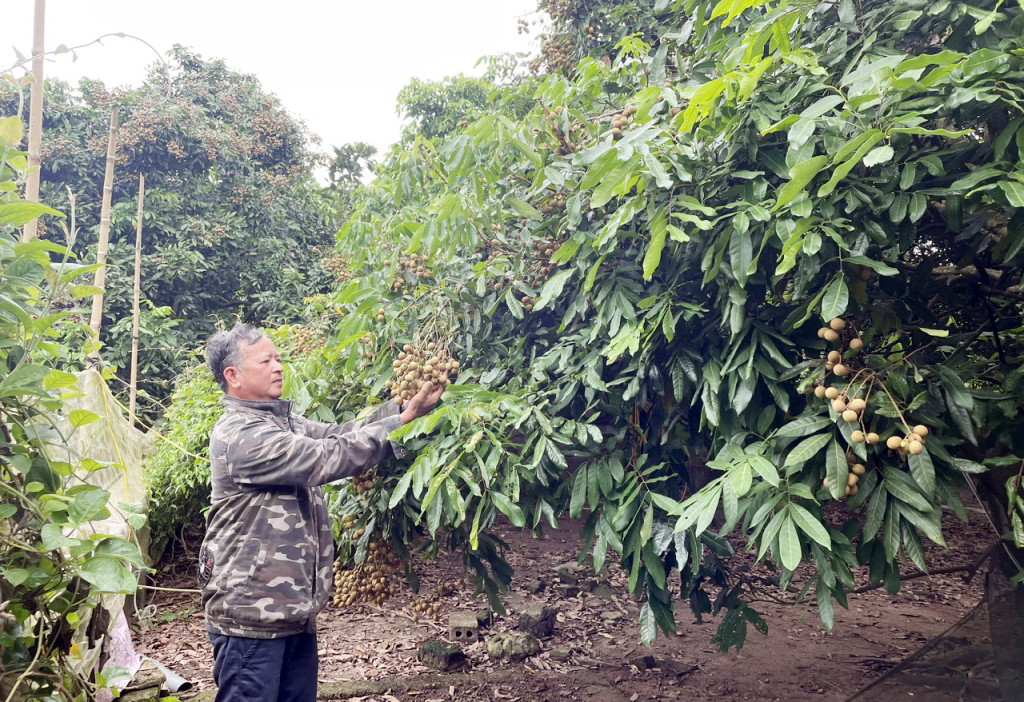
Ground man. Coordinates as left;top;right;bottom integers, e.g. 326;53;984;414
198;324;443;702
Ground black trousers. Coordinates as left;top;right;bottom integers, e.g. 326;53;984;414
209;632;318;702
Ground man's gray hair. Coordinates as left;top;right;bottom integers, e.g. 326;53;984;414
207;324;266;392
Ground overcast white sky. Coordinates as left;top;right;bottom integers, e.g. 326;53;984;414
9;1;539;160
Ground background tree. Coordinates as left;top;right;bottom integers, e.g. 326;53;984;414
1;46;337;418
148;1;1024;688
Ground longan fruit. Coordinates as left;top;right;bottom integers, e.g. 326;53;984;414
851;463;866;476
886;435;903;450
847;472;859;487
829;318;847;331
850;484;859;496
848;398;866;412
832;398;848;413
859;267;873;281
823;477;830;488
849;338;864;350
842;409;859;422
913;424;929;437
824;329;840;342
814;385;827;398
833;363;850;377
827;350;842;364
825;387;840;400
817;327;828;339
866;432;880;444
851;430;866;443
908;441;924;455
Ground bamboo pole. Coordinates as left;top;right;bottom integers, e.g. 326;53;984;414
129;174;145;420
22;0;46;242
87;108;119;364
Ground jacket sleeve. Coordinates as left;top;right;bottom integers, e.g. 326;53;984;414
301;400;407;460
224;412;404;487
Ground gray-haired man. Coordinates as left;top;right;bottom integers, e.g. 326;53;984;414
198;324;442;702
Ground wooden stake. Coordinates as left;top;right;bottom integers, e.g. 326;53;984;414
129;174;145;420
22;0;46;242
88;108;119;364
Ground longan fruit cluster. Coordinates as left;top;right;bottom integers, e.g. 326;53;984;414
356;334;375;367
532;34;575;74
812;317;866;409
332;537;402;610
611;106;637;140
351;469;375;494
823;452;866;499
885;424;930;457
391;253;431;295
583;23;600;40
815;316;864;349
540;197;566;216
527;236;564;288
321;252;354;283
407;579;462;622
385;343;458;406
539;106;588;155
291;324;325;355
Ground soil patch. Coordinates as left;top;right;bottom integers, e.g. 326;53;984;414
134;506;992;701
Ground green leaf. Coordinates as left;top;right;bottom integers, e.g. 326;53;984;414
949;458;987;474
844;255;898;276
41;523;78;550
534;269;574;311
783;433;831;468
825;437;848;501
816;578;835;632
639;601;657;645
490;491;526;527
730;461;753;497
747;455;780;487
776;416;831;437
388;470;414;509
0;115;22;147
78;555;137;594
817;130;884;197
862;145;894;167
643;207;668;280
778;514;801;571
70;284;104;298
94;537;146;567
69;409;100;428
820;277;849;321
508;196;542;220
935;365;973;410
863;485;887;541
881;466;933;513
0;201;64;226
907;448;936;494
773;156;828;211
67;486;112;524
789;503;831;549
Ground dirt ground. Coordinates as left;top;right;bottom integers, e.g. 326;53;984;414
133;504;996;702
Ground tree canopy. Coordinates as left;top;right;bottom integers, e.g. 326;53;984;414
275;0;1024;649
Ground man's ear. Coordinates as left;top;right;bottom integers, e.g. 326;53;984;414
223;366;242;389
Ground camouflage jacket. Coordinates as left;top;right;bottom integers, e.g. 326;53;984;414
199;394;404;638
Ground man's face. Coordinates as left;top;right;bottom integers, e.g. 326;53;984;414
224;335;284;401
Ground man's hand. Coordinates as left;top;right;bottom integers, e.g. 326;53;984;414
399;375;446;424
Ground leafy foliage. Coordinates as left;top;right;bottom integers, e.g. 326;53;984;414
289;0;1024;651
0;47;338;418
0;104;146;697
142;364;221;556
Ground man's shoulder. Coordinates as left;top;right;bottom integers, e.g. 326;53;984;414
210;409;270;443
